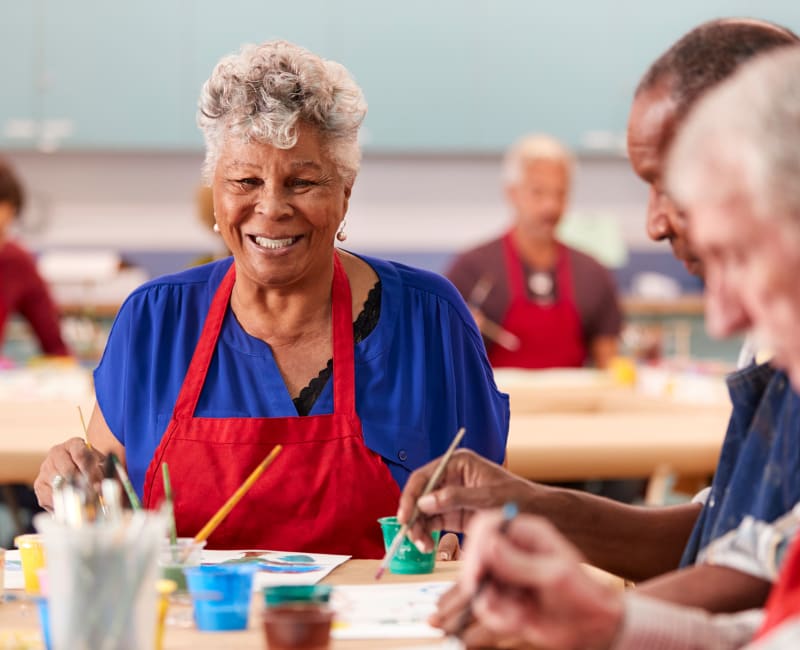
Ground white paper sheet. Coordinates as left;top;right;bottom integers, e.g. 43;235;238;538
201;549;350;591
3;549;24;590
331;581;454;639
2;549;349;592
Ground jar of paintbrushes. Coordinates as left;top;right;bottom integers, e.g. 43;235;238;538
33;475;166;650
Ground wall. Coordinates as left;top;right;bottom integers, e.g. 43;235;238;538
7;150;685;282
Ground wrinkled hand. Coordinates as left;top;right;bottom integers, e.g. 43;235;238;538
397;449;536;552
443;510;624;650
428;582;525;648
33;437;106;511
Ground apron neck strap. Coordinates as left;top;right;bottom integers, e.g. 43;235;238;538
173;255;357;419
173;263;236;418
331;254;356;417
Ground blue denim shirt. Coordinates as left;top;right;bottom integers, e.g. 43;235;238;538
681;363;800;567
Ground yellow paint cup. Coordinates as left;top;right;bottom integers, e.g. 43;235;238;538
14;534;46;594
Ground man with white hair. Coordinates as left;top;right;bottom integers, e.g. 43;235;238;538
446;134;622;369
443;44;800;650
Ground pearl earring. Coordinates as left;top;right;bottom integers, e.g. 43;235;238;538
213;223;220;233
336;219;347;242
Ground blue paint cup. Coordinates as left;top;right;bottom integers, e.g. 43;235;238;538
184;564;259;631
36;597;52;650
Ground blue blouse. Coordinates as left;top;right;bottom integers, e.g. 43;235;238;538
94;254;510;498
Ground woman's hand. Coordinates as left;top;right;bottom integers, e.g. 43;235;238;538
33;437;106;511
440;510;624;650
437;533;461;561
397;449;538;552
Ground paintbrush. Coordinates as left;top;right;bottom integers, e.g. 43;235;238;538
77;405;92;450
466;277;521;352
190;444;283;551
110;453;142;511
375;427;467;580
451;501;519;637
162;462;178;561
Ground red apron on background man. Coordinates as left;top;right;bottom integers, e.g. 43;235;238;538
143;255;399;558
488;232;587;369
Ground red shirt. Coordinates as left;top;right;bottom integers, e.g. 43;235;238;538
0;240;69;356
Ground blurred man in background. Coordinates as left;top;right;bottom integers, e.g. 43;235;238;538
447;134;622;369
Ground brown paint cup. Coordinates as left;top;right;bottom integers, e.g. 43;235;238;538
262;603;334;649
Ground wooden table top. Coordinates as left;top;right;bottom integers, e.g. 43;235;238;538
0;395;730;485
0;560;460;649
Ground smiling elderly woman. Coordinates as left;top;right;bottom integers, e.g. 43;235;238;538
33;41;508;557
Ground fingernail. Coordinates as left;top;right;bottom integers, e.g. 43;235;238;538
415;540;428;553
417;494;435;510
439;552;449;561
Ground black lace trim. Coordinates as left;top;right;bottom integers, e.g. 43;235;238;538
292;280;382;416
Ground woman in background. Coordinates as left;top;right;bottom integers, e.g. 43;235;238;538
34;40;508;557
0;158;69;357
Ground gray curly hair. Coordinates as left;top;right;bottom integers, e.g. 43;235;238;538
198;40;367;186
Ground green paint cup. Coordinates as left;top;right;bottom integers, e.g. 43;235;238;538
263;584;333;608
377;516;440;574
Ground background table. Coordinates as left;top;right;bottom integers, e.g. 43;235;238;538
0;369;731;485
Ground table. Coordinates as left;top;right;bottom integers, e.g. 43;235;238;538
0;369;731;485
0;398;96;484
506;402;730;481
0;398;731;486
0;559;624;649
0;560;462;649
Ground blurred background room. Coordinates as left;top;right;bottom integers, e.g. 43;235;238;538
2;0;800;543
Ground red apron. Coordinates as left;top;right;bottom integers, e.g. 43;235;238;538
754;533;800;640
143;256;400;558
488;233;587;369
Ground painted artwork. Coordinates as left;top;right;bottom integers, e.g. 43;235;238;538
201;549;350;589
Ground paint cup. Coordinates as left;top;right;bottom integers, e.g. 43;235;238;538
263;585;333;608
262;604;334;650
34;510;165;650
37;597;53;650
184;564;258;631
377;516;441;574
14;534;46;594
159;538;206;592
